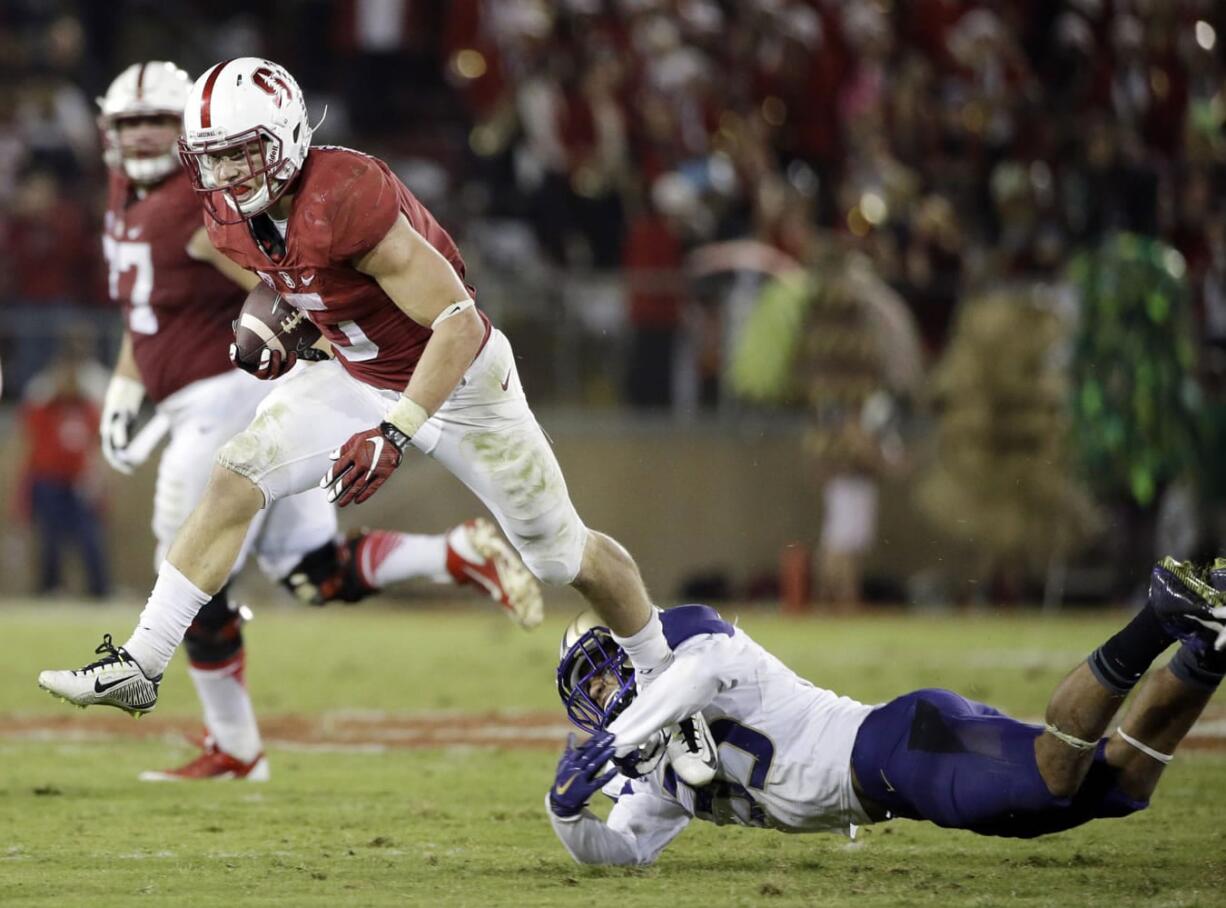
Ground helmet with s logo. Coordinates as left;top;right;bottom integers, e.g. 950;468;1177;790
178;57;312;223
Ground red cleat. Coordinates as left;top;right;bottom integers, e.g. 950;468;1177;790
447;518;543;629
139;738;269;782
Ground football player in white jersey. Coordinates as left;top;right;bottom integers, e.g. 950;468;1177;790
87;61;543;781
547;558;1226;865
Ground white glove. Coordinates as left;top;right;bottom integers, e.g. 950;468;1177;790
100;375;145;475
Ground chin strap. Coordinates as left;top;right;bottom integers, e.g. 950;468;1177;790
1116;728;1174;764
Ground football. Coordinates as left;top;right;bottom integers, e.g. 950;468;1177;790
231;282;326;369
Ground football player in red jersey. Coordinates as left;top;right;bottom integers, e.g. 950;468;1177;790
85;62;543;781
42;57;712;783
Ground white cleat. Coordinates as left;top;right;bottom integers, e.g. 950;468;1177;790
667;713;718;787
448;517;544;629
37;634;161;716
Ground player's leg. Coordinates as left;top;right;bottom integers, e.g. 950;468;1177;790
142;381;271;772
1103;660;1216;801
1036;556;1222;796
849;559;1220;837
309;519;543;626
37;361;385;711
1101;558;1226;800
413;329;666;667
140;584;268;782
416;331;708;775
131;361;391;669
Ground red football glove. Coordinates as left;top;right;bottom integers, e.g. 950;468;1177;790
320;421;411;507
229;342;298;381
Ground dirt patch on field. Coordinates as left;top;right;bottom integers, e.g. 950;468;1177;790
3;710;571;751
6;706;1226;752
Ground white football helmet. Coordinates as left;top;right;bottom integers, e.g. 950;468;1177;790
97;61;192;184
179;57;312;223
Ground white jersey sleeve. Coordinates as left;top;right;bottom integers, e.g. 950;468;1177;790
606;632;730;753
547;777;691;866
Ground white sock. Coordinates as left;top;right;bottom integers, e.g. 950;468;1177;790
613;609;673;685
188;656;263;763
357;531;448;587
123;562;212;676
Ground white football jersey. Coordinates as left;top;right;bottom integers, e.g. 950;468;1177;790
551;609;875;866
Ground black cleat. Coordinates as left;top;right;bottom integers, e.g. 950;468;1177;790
1150;558;1226;652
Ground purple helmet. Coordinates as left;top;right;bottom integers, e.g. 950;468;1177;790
556;610;637;733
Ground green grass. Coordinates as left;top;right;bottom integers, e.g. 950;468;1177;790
2;601;1224;906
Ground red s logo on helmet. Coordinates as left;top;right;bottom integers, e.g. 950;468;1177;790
252;67;293;108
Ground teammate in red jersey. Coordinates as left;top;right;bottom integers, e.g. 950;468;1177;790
41;56;708;779
85;62;542;781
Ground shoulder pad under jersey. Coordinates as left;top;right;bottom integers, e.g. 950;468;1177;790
660;604;734;649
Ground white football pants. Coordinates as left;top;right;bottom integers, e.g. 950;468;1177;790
217;329;589;584
153;367;337;582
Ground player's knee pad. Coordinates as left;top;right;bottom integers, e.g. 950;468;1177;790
522;552;579;586
216;418;277;491
516;520;587;586
183;587;243;666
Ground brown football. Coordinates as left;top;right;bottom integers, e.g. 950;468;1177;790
232;283;325;368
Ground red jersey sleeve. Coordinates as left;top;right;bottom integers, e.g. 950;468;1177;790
327;157;401;262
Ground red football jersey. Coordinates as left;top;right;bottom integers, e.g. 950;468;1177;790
104;169;240;402
204;146;489;391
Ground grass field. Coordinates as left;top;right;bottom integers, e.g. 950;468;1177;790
1;600;1224;907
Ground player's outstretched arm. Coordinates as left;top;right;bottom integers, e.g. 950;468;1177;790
606;635;730;752
547;733;690;866
355;213;485;415
322;214;486;507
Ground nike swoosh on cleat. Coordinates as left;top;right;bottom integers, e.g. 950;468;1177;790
554;773;580;796
461;565;503;601
95;674;137;693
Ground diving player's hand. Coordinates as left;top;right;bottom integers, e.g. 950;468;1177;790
100;375;145;475
611;729;667;779
549;731;617;818
320;421;411;507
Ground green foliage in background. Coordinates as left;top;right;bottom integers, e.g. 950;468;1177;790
916;288;1098;574
727;253;913;478
726;271;816;405
1066;233;1202;507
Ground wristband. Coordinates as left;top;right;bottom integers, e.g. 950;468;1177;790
378;421;412;454
431;298;475;330
386;395;429;438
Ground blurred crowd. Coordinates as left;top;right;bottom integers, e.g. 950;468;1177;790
2;0;1225;405
1;0;1225;601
